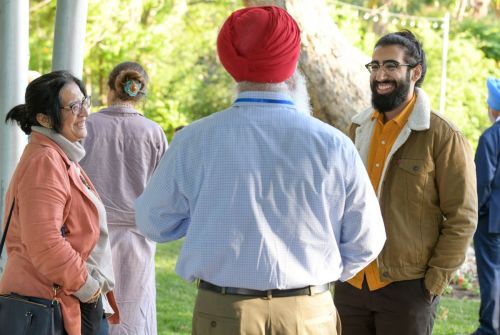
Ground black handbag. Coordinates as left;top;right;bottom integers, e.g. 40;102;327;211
0;199;65;335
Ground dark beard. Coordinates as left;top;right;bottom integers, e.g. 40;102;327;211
371;72;411;113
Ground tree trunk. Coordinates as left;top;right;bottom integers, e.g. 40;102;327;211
243;0;371;133
453;0;469;21
471;0;490;18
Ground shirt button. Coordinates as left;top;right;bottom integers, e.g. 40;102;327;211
375;163;380;168
211;321;217;328
381;140;386;144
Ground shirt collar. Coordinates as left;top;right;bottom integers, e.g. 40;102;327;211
102;105;140;114
233;91;295;108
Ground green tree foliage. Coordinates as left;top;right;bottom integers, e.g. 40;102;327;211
458;17;500;61
84;0;239;139
29;1;57;74
29;0;240;140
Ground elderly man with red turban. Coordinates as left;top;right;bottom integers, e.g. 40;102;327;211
135;6;386;334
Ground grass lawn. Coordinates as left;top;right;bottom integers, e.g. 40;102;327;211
155;241;480;335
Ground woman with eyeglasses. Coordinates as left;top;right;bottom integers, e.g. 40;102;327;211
1;70;118;335
80;62;167;335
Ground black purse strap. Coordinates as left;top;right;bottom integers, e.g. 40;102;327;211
0;199;15;259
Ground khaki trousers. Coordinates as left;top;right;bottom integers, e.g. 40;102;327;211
192;288;340;335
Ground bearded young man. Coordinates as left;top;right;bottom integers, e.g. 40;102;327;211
333;30;478;335
134;6;386;335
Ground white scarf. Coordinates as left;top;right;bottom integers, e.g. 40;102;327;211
31;126;86;162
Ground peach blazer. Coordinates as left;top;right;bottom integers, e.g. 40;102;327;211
0;132;100;335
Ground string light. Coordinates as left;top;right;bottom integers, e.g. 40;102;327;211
331;0;446;30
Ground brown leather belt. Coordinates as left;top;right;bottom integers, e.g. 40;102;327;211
198;280;330;298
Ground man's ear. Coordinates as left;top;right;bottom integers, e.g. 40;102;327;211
36;113;52;129
411;64;423;83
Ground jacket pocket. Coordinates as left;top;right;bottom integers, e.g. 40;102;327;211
395;158;434;205
396;158;434;176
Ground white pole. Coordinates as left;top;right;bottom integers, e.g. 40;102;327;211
0;0;30;275
439;12;450;115
52;0;88;79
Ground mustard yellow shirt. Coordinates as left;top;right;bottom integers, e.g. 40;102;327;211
348;94;417;290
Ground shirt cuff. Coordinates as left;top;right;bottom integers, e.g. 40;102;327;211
102;294;114;316
424;269;448;296
73;272;100;302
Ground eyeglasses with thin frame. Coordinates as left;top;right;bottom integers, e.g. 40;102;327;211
365;60;416;74
60;96;91;116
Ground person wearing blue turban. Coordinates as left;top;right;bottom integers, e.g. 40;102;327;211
472;77;500;335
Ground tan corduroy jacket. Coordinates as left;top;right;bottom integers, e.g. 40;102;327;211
349;88;478;295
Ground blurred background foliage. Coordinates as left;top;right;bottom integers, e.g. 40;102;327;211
29;0;499;144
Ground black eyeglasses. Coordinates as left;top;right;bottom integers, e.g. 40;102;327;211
365;60;416;74
60;96;91;116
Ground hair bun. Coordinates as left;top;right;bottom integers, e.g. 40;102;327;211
114;69;146;100
124;79;142;97
5;104;33;135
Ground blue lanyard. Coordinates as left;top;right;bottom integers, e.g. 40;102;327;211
234;98;294;106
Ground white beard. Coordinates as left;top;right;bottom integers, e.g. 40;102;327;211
288;71;312;115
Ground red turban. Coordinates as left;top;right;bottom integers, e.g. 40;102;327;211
217;6;301;83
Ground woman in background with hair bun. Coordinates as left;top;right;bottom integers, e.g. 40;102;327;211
80;62;167;335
